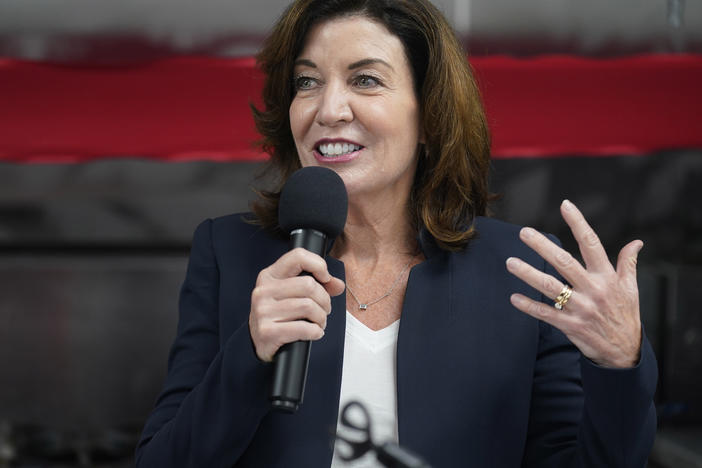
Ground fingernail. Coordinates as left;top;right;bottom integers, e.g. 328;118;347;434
510;294;526;307
521;227;535;239
562;199;573;211
506;257;519;270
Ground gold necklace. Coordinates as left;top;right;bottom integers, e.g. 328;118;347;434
345;258;414;311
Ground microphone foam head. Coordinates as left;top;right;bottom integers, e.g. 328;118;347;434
278;166;348;238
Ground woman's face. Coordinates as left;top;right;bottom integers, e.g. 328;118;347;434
289;15;422;202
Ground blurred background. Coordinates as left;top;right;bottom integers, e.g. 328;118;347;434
0;0;701;466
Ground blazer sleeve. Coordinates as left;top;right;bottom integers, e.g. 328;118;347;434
135;219;272;467
521;260;658;468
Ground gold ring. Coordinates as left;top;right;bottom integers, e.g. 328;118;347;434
554;285;573;310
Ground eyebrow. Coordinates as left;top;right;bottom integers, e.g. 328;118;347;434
292;58;394;71
293;58;316;68
348;58;394;71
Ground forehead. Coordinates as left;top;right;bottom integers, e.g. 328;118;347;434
297;15;409;67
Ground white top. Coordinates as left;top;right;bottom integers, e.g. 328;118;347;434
330;311;400;468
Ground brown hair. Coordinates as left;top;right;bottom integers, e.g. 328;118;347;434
251;0;491;251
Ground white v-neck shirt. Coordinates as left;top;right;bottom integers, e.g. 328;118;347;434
330;311;400;467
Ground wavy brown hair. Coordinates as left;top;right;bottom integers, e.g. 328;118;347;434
251;0;491;251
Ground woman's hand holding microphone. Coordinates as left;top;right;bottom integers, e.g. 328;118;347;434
249;247;346;362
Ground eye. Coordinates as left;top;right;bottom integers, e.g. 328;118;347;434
353;74;381;89
294;75;319;91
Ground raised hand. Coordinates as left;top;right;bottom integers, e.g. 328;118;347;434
506;199;643;368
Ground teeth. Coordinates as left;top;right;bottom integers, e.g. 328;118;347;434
318;142;361;157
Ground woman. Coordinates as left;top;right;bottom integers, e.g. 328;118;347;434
136;1;657;466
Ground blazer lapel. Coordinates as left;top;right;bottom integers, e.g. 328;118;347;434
301;256;347;461
396;251;453;453
397;241;503;464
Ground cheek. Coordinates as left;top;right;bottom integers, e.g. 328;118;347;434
386;108;421;151
368;96;420;137
289;98;317;135
289;101;304;142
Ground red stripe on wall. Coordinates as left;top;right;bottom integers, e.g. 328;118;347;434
478;55;702;157
0;55;701;163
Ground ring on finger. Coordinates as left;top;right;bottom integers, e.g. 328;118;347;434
554;285;573;310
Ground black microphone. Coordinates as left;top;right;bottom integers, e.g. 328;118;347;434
270;166;348;412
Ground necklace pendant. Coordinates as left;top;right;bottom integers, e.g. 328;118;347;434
359;304;368;311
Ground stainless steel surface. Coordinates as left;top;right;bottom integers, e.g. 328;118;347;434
651;428;702;468
0;254;184;430
0;160;263;246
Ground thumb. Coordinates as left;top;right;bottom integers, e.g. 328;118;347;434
323;276;346;297
616;240;643;279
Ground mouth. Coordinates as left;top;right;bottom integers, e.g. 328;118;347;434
315;141;364;158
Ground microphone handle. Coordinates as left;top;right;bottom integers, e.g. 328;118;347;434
270;228;329;412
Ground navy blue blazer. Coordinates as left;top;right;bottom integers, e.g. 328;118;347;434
136;214;657;467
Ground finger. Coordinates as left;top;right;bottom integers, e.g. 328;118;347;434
278;320;326;343
256;321;325;362
324;277;346;297
266;248;333;284
506;256;568;302
616;240;644;283
519;227;589;288
271;297;329;329
268;275;333;312
510;293;579;332
560;200;613;273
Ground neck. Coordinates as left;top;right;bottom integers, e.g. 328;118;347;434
331;194;417;269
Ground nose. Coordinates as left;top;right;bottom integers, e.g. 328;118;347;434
315;81;353;127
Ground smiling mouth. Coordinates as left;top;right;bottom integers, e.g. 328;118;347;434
317;142;363;157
